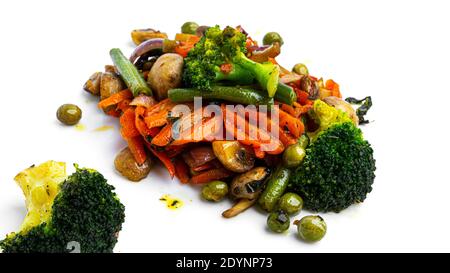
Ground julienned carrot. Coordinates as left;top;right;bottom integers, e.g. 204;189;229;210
151;123;173;146
223;105;284;154
120;108;140;139
325;79;342;98
147;144;176;178
174;158;190;184
116;99;131;113
165;145;186;158
254;147;266;159
135;106;160;141
276;108;305;139
106;109;121;118
239;106;296;147
127;136;147;165
190;168;232;184
98;89;133;109
170;116;221;146
143;99;177;129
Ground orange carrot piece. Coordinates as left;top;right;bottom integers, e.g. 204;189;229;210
147;144;176;178
190;168;232;184
325;79;342;98
151;123;173;147
127;136;147;165
174;158;190;184
254;147;266;159
116;99;131;113
98;89;133;109
277;108;305;139
106;109;121;118
120;108;140;139
135;106;160;141
165;145;186;158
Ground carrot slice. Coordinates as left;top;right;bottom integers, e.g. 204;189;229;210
174;158;190;184
254;147;266;159
127;136;147;165
147;144;176;178
135;106;161;141
98;89;133;109
116;99;131;113
190;168;232;184
120;108;140;139
151;123;173;146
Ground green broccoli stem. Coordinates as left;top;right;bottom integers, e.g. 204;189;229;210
110;48;153;97
233;52;280;98
214;64;254;85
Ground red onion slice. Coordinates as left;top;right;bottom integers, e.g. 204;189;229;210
129;38;164;64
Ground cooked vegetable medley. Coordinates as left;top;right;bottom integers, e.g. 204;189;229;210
78;22;375;244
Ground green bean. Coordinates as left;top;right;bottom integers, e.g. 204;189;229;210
110;48;152;97
168;86;273;105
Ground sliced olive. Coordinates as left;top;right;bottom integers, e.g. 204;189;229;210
300;76;319;100
212;141;255;173
230;167;270;199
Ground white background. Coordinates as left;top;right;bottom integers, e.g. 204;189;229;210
0;0;449;253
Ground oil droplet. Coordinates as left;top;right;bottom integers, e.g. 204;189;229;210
93;125;114;132
75;124;86;131
159;194;184;210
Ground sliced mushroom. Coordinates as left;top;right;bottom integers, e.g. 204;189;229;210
222;198;257;218
147;53;184;100
230;167;270;199
212;141;255;173
323;96;359;125
83;72;102;96
131;28;168;45
100;72;126;101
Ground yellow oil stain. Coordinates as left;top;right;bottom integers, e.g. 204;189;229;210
159;194;184;210
93;125;114;132
75;123;86;131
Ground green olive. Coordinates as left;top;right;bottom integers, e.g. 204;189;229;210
267;210;290;233
263;32;284;46
282;143;306;168
292;63;309;76
294;215;327;242
56;104;82;125
278;193;303;215
201;181;229;202
181;22;199;35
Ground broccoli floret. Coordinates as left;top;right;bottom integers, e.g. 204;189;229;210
183;25;280;97
289;101;376;212
0;161;125;253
